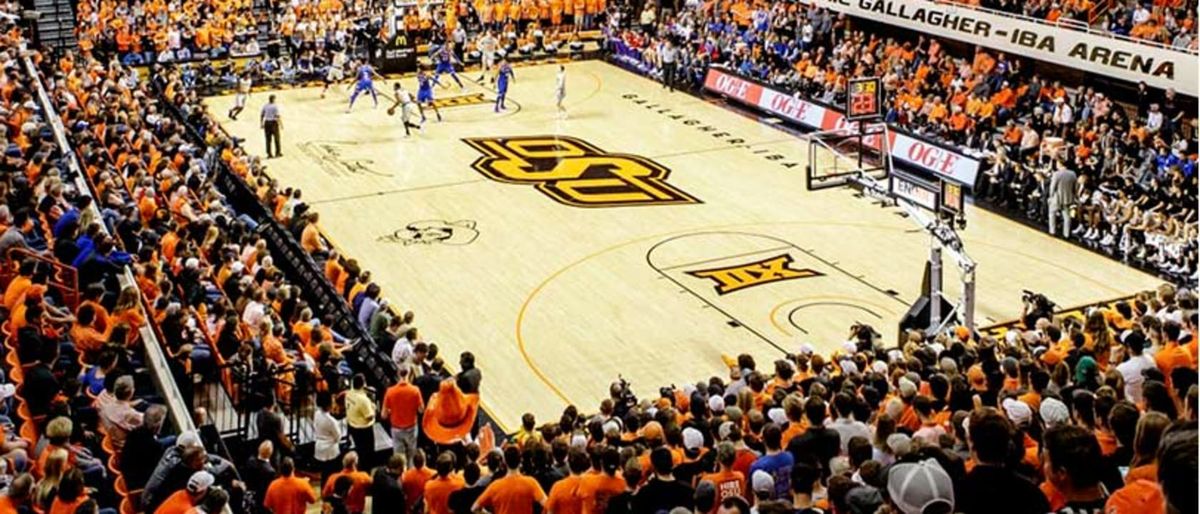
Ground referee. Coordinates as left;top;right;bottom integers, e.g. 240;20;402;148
661;39;678;92
261;94;282;158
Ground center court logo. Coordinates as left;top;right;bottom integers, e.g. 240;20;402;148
687;254;823;295
463;136;700;208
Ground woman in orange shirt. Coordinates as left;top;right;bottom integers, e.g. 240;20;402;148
47;469;88;514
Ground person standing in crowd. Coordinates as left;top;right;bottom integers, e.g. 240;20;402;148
370;454;407;514
260;94;282;158
263;458;316;514
1047;162;1078;239
425;452;466;514
959;409;1049;514
314;391;344;486
344;374;378;470
749;424;793;500
472;446;546;514
1043;425;1110;513
242;441;276;513
660;39;678;92
382;365;424;463
322;452;372;514
633;447;694;512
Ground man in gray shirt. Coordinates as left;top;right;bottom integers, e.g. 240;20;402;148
260;94;282;158
660;39;678;92
1047;163;1077;238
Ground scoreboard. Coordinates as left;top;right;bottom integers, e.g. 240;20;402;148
846;76;883;122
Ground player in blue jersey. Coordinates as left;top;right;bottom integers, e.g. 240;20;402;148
347;61;380;112
433;43;465;89
415;68;443;122
493;58;514;113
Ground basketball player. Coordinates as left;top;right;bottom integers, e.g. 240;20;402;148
554;65;566;117
433;43;465;89
228;73;252;120
321;47;348;99
389;83;423;136
493;58;514;112
415;68;443;122
476;31;499;82
347;60;381;112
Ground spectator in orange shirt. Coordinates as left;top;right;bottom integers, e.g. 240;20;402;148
544;449;588;514
263;458;317;514
300;212;328;258
425;452;466;514
381;365;425;462
153;470;214;514
696;442;746;509
575;446;626;514
473;446;547;514
70;303;110;360
322;452;372;514
1155;321;1193;381
0;473;34;514
401;450;435;513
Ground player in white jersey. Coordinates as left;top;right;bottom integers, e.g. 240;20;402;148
389;83;423;136
228;73;252;120
476;31;499;82
321;48;348;99
554;65;566;118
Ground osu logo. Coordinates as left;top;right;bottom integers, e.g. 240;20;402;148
464;136;700;208
687;254;822;295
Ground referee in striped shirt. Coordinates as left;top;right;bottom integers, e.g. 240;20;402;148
261;94;282;158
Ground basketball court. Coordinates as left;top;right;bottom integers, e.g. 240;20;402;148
205;60;1161;430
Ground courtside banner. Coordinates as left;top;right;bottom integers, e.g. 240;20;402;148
703;68;981;187
808;0;1197;96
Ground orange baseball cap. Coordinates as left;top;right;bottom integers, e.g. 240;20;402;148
955;326;971;342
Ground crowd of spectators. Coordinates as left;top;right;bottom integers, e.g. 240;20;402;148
955;0;1199;50
1098;0;1198;48
605;0;1197;281
0;1;1195;514
75;0;264;64
1;8;229;514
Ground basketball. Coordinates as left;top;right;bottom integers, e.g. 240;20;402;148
387;106;395;116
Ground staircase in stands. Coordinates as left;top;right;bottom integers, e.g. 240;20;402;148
30;0;76;53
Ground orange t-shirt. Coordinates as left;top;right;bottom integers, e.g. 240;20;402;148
263;475;318;514
3;275;31;310
401;467;435;513
301;224;324;254
1155;342;1193;379
49;496;88;514
474;474;546;514
154;490;195;514
322;470;372;513
698;469;745;510
425;474;467;514
575;472;626;514
383;382;425;430
544;474;583;514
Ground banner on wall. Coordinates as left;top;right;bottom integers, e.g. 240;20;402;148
807;0;1197;96
703;68;982;187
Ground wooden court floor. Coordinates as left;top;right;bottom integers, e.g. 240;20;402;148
206;61;1161;430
